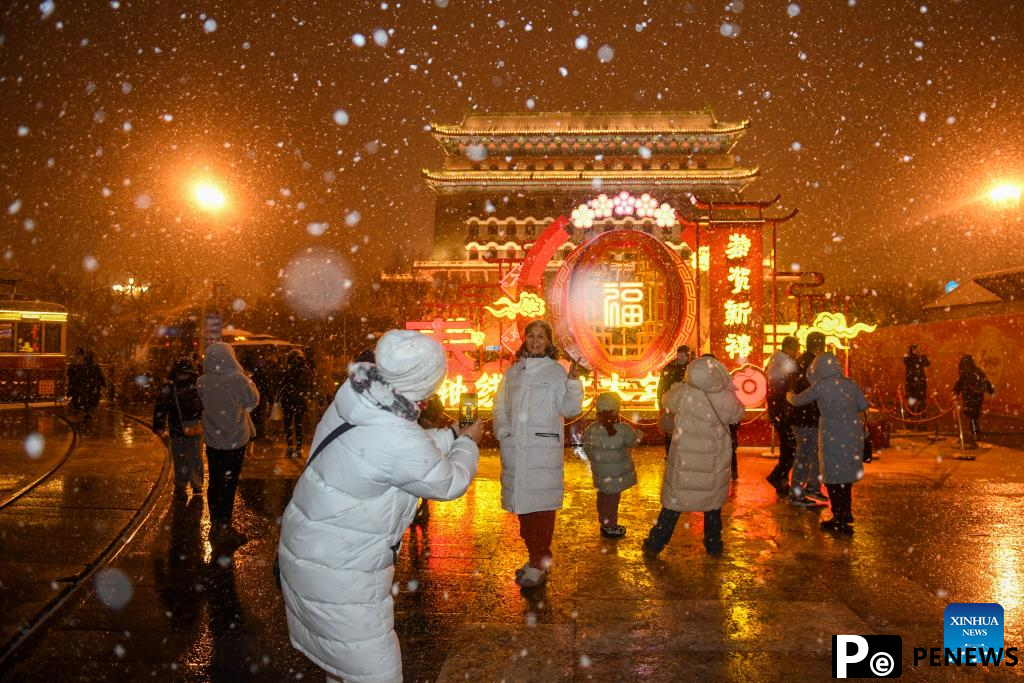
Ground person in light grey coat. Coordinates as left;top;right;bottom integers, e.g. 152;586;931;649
197;342;259;544
788;352;868;536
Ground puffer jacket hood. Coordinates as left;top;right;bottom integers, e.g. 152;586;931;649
686;356;732;394
808;352;842;383
203;342;243;375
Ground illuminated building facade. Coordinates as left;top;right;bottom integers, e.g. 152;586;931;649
391;110;834;411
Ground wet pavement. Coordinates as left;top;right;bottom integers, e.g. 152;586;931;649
1;410;1023;681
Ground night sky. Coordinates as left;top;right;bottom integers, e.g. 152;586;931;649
2;0;1022;312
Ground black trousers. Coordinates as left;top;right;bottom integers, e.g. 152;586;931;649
206;445;246;525
283;405;306;448
825;483;853;524
767;418;797;482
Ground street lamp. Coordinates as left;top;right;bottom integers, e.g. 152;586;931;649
191;180;227;213
989;182;1021;210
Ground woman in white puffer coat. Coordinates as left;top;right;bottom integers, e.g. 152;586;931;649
642;355;744;556
278;330;482;683
493;320;584;588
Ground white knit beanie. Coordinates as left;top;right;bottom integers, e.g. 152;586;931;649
375;330;447;401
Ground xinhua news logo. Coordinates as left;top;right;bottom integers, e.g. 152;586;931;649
832;635;902;678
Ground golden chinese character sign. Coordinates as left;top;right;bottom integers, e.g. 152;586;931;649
708;227;764;369
549;229;697;378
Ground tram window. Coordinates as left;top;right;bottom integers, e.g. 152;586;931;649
44;323;62;354
0;323;12;353
16;322;42;353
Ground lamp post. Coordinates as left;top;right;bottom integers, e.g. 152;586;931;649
187;177;230;357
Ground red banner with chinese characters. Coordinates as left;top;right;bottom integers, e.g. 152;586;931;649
707;226;764;370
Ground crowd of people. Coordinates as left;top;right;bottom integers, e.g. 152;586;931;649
62;322;998;683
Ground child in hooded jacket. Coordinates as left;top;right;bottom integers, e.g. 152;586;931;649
583;392;640;538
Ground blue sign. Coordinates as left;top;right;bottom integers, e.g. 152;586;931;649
945;280;960;294
204;314;222;349
944;602;1004;664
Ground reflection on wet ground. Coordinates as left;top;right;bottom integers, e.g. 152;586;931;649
3;423;1023;681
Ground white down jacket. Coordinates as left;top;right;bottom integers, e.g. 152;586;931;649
492;356;584;514
278;381;479;683
661;356;745;512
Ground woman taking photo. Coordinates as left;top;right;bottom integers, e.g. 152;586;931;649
278;330;481;683
493;320;584;588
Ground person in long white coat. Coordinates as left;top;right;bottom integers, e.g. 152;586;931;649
278;330;483;683
493;320;584;588
642;355;744;556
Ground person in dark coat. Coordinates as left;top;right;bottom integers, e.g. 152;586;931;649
152;358;205;497
279;350;314;458
80;352;106;423
788;352;868;536
788;332;827;507
953;354;995;448
250;356;275;439
66;348;86;412
903;344;930;423
657;346;691;454
765;336;800;496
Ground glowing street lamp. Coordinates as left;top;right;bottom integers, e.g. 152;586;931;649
989;182;1021;209
191;180;227;212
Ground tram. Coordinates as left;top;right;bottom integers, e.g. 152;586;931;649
0;300;68;402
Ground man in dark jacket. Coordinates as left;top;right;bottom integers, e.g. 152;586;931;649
788;332;827;506
954;354;995;448
657;346;691;454
279;350;314;458
903;344;930;424
765;336;800;496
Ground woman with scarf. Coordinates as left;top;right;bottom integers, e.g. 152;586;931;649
278;330;482;683
493;319;584;588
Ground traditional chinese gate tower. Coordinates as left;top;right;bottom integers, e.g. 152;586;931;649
395;110;796;410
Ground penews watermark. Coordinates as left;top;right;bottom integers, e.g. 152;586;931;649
832;635;902;678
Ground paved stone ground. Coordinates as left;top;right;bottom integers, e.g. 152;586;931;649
3;415;1023;681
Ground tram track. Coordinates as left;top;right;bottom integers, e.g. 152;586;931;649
0;408;171;669
0;409;80;511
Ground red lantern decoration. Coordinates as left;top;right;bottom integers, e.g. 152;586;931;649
731;364;767;408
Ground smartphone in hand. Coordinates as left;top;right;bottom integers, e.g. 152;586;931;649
459;393;478;428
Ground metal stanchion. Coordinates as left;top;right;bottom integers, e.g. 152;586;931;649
952;401;975;461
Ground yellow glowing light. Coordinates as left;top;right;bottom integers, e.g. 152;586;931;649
192;181;227;212
990;183;1021;208
723;300;753;326
484;291;546;319
727;266;751;294
762;312;877;353
724;333;754;360
689;246;711;273
602;282;644;328
725;233;752;260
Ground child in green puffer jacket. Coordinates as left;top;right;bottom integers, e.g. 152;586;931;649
583;392;640;538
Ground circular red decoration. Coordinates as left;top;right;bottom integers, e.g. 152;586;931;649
549;230;696;378
731;364;767;408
